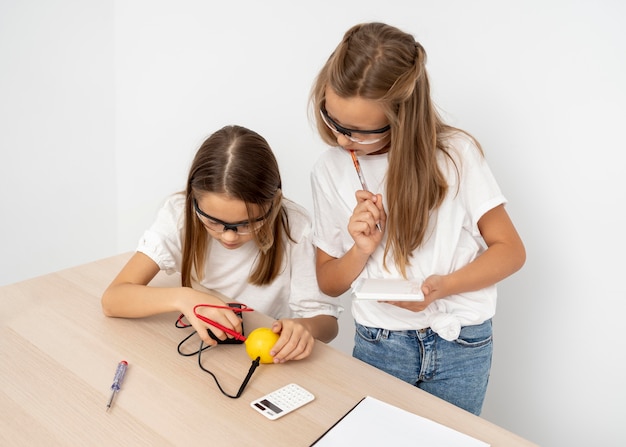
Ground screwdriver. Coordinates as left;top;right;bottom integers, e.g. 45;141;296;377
106;360;128;411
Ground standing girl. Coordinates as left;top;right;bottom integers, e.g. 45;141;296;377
102;125;340;363
309;22;525;414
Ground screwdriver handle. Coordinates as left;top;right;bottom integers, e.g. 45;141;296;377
111;360;128;391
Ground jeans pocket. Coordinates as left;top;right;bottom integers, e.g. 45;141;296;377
454;320;493;348
355;323;383;343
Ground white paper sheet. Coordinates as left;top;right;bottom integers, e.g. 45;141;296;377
311;396;490;446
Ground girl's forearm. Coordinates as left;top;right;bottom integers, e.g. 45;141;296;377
297;314;339;343
316;246;370;297
443;239;526;297
101;284;190;318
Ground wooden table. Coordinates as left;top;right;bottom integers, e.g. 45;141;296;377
0;253;537;446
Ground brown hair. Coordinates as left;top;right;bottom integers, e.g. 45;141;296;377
181;125;291;286
310;22;481;276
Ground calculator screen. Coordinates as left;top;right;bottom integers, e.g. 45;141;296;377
257;399;283;414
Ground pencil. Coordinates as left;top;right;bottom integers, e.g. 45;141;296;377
349;150;382;232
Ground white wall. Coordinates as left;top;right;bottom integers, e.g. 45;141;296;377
2;1;625;445
0;0;116;280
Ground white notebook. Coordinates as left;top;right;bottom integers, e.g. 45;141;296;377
352;278;424;301
311;396;489;446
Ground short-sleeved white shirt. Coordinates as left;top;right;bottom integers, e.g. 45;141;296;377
137;194;342;320
311;133;505;340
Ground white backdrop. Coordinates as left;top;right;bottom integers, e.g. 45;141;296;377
1;1;625;445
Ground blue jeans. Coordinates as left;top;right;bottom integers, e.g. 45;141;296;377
353;319;493;415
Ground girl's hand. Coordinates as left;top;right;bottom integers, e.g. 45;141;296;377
348;190;387;255
179;289;243;346
382;274;444;312
268;319;315;363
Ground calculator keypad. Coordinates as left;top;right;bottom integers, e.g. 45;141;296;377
251;383;314;420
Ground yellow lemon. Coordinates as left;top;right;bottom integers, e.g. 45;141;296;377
245;327;279;363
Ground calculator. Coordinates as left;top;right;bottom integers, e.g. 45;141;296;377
250;383;315;420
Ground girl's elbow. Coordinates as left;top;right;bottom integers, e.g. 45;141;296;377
100;290;117;317
512;242;527;272
101;304;114;318
318;281;344;297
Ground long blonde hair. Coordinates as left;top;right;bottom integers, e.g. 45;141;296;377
181;125;292;287
310;22;481;276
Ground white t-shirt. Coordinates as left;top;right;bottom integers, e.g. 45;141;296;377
137;194;342;320
311;133;506;340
